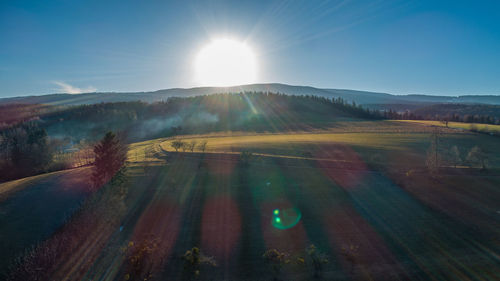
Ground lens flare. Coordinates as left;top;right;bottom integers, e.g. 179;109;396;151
272;207;302;229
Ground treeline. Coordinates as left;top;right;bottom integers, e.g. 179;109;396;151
0;122;94;182
0;104;58;129
0;123;56;180
44;92;381;124
425;128;490;174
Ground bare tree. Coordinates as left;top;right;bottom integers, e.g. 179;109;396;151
467;146;487;170
441;118;449;128
197;140;208;153
77;139;95;166
426;127;441;174
188;140;197;152
75;146;83;167
84;146;94;165
171;139;184;152
449;145;461;168
181;142;189;152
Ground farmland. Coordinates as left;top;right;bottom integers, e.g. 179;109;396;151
397;120;500;134
2;120;499;280
0;167;92;275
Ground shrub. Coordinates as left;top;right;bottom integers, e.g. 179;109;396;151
303;244;329;278
341;244;359;274
240;150;253;166
263;249;290;281
123;235;160;281
182;247;216;280
469;124;479;132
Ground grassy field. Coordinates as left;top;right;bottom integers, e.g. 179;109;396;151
155;129;500;169
0;167;91;275
397;120;500;134
90;144;500;280
3;121;500;280
0;168;91;202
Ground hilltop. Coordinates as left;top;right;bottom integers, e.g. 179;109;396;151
2;83;500;106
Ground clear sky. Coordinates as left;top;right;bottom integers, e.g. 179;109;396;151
1;0;499;97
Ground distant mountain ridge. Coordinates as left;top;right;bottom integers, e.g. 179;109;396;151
1;83;500;106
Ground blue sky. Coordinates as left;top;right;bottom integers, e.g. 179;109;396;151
1;0;499;97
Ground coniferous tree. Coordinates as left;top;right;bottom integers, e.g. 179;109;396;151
91;131;127;189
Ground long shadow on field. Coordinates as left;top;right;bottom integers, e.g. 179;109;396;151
250;157;348;280
306;142;500;279
83;157;209;280
235;158;268;280
159;156;210;281
82;164;172;279
334;169;500;280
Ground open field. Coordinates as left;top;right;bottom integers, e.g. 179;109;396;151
2;121;500;280
397;120;500;134
77;149;500;280
0;167;92;274
155;128;500;169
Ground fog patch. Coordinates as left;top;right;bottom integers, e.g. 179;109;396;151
186;111;219;125
137;115;183;138
136;111;219;138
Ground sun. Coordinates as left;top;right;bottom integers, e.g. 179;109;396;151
194;39;257;87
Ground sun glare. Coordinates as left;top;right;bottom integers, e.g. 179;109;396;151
195;39;257;87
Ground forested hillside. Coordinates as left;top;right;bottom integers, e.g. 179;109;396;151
2;92;377;141
0;92;377;181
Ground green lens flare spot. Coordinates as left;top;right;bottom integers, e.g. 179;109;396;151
271;207;301;230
